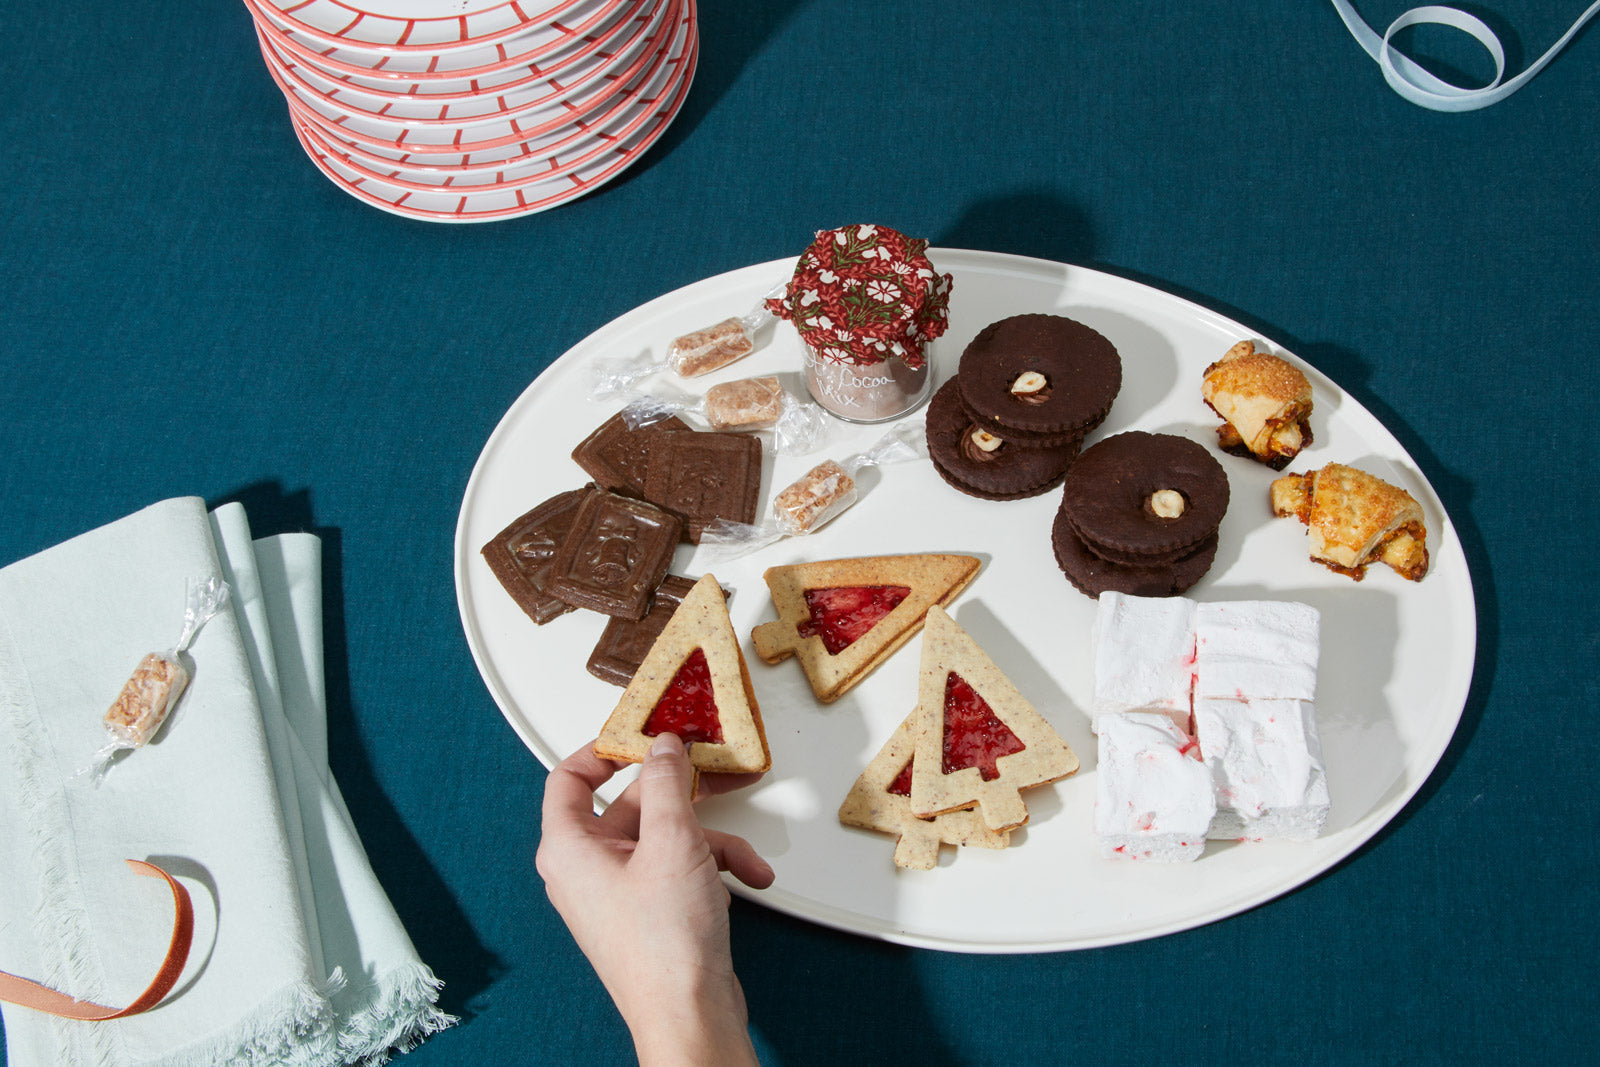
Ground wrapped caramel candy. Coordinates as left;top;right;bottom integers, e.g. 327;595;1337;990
88;577;229;781
617;376;829;456
698;424;925;562
591;284;784;399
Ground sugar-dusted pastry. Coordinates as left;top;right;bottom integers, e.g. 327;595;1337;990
1201;340;1313;469
1270;462;1428;581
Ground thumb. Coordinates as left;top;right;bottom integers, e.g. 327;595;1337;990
636;733;699;847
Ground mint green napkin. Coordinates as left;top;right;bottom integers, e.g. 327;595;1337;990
1;498;450;1065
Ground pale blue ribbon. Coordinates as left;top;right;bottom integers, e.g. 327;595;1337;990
1331;0;1600;110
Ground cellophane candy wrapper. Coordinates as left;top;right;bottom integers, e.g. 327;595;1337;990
590;283;785;399
618;376;830;456
697;423;926;562
86;576;230;783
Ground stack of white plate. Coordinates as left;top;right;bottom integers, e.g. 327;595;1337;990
244;0;699;222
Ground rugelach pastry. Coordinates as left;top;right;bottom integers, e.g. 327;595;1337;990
751;554;981;704
837;712;1011;870
925;378;1080;500
1201;340;1314;469
594;573;770;776
1270;462;1429;581
480;486;592;625
908;606;1078;833
957;314;1122;438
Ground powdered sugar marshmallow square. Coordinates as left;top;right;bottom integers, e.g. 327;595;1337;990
1091;592;1196;732
1094;712;1215;862
1193;696;1330;841
1194;600;1320;702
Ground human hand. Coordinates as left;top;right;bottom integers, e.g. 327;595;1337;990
536;733;773;1066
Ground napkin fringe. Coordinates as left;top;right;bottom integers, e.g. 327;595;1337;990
170;975;338;1067
335;963;457;1066
1;617;120;1065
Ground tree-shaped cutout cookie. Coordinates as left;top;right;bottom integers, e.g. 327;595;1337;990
751;554;981;703
594;573;770;775
838;712;1010;870
909;606;1078;832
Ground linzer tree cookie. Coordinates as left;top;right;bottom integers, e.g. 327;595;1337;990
750;554;981;703
838;712;1011;870
908;607;1078;833
594;573;771;777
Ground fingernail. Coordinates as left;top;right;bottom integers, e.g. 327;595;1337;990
650;733;681;757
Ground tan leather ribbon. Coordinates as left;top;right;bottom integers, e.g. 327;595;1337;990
0;859;194;1020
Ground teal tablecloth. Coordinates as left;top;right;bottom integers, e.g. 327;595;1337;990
3;2;1595;1062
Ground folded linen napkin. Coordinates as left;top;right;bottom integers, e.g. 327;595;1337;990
0;498;451;1065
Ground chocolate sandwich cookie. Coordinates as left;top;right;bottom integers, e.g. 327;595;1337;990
1057;431;1229;560
925;378;1081;499
1052;507;1220;597
957;314;1122;438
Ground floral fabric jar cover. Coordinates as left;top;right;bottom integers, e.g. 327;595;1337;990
768;224;954;421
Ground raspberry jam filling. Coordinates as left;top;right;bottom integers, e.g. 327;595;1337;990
796;585;912;654
941;672;1025;780
642;648;724;745
887;757;915;797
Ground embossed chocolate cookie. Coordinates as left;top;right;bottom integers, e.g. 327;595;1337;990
571;412;692;495
1057;431;1229;560
957;315;1122;437
642;430;763;543
925;378;1080;500
480;486;594;625
547;489;682;620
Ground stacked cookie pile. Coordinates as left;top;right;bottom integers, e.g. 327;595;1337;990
1052;431;1229;597
480;410;760;687
926;315;1122;499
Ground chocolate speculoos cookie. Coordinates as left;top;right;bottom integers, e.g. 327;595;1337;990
481;486;594;625
642;430;763;543
957;314;1122;437
571;412;692;495
1052;507;1219;598
925;378;1080;500
547;489;682;620
1058;431;1229;558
